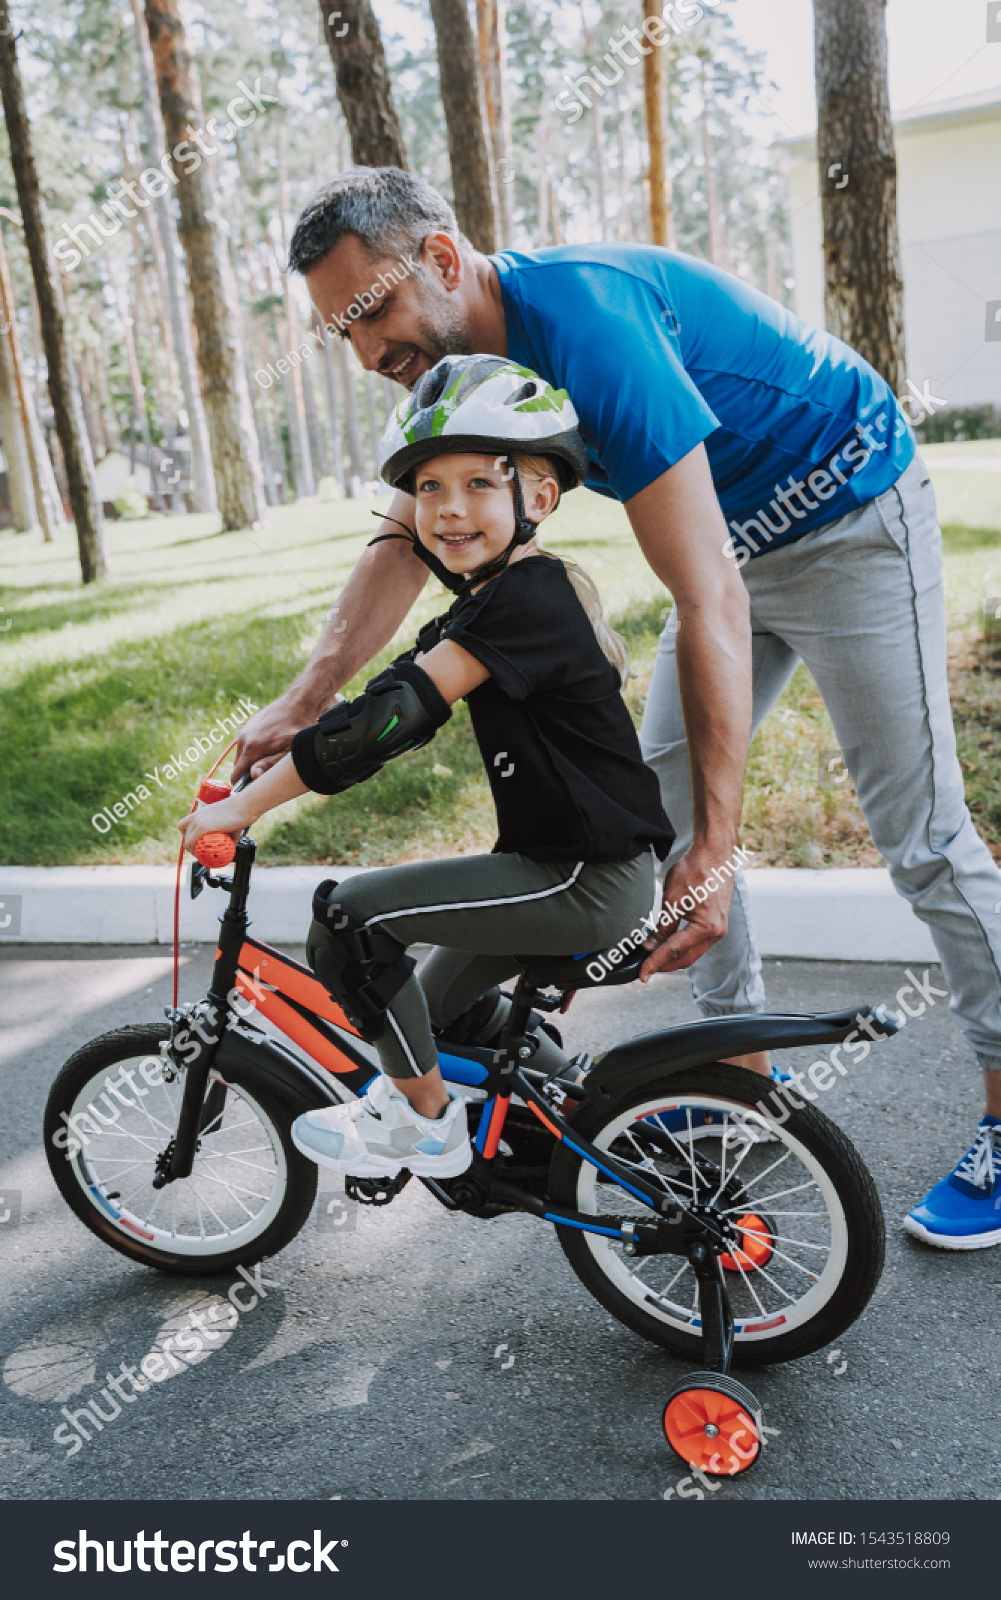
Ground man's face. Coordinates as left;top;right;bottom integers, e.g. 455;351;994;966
305;233;471;390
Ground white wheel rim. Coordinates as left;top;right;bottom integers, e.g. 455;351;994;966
575;1092;849;1344
62;1054;287;1257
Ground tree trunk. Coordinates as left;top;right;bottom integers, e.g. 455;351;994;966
318;0;408;169
616;96;631;241
0;282;37;530
364;368;381;479
109;267;154;504
0;234;62;538
144;0;265;530
277;123;315;498
536;116;550;247
246;361;278;507
317;312;345;495
0;5;106;579
476;0;513;245
813;0;906;394
0;338;36;531
643;0;671;248
337;341;366;497
130;0;215;512
301;357;329;481
429;0;497;253
699;68;730;270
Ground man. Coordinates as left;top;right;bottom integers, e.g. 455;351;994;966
235;167;1001;1250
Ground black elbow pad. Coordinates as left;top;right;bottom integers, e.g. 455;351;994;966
291;660;452;796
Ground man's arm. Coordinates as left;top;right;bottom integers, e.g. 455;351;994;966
625;443;752;976
232;490;428;781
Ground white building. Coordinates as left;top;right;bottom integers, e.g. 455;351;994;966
780;89;1001;410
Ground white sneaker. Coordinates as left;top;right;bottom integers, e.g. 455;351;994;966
291;1074;472;1178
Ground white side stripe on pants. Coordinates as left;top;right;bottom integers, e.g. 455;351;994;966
362;861;586;930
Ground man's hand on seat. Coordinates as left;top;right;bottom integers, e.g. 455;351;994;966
639;843;736;979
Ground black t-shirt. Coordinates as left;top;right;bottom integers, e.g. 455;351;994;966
420;554;674;863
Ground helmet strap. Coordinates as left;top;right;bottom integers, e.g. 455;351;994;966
368;512;470;594
366;465;539;597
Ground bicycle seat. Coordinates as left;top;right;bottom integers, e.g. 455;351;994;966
515;944;646;991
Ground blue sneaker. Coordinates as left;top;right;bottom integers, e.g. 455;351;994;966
904;1116;1001;1250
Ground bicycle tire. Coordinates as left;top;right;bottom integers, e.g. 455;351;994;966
44;1023;318;1276
548;1062;885;1367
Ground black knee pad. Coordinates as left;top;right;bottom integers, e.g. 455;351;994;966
308;879;415;1042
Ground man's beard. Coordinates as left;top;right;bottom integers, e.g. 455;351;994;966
413;275;473;365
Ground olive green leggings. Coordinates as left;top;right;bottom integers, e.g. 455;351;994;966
306;852;656;1078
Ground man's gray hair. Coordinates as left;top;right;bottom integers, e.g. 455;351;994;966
288;167;467;275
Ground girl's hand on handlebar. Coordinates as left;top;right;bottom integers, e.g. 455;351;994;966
177;795;252;856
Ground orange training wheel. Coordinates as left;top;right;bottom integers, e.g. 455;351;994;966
720;1211;774;1273
663;1379;761;1475
194;831;236;869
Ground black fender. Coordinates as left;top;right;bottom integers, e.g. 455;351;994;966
586;1005;899;1106
213;1025;346;1113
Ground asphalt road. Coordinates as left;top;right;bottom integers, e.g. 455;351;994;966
1;942;998;1504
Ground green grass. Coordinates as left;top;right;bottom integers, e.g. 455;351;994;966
2;454;999;869
0;491;667;867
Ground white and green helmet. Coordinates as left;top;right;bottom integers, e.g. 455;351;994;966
378;355;589;494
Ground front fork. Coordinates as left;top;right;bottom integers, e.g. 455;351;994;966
162;836;256;1183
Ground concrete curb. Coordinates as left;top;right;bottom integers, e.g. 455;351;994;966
0;863;938;961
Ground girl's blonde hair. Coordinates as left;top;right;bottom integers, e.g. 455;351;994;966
514;452;632;686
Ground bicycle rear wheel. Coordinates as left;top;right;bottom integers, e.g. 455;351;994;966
548;1062;884;1367
45;1024;317;1275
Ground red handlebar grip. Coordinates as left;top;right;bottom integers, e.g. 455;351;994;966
193;831;237;869
197;778;232;805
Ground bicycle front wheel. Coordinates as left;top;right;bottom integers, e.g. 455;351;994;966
548;1062;884;1367
44;1024;318;1275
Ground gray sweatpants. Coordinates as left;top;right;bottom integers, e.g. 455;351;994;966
639;452;1001;1072
308;852;656;1078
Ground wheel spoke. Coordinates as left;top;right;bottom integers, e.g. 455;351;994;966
729;1250;769;1320
741;1226;830;1254
577;1086;856;1347
722;1178;819;1210
66;1053;292;1250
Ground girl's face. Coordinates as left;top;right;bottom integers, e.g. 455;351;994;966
413;454;557;579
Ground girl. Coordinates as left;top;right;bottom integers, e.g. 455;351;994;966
179;355;674;1179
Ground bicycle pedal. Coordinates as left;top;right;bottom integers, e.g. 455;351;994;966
345;1171;412;1206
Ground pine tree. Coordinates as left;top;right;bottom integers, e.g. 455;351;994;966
144;0;266;529
0;1;107;580
429;0;497;252
813;0;905;393
318;0;408;169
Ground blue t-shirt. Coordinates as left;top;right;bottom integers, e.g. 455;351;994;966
492;244;914;559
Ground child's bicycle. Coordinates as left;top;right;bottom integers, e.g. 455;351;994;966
45;826;893;1478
